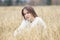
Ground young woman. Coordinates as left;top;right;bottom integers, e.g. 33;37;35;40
14;6;46;37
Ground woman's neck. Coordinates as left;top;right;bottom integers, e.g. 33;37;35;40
30;17;36;23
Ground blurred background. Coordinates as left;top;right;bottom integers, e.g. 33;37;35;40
0;0;60;40
0;0;60;6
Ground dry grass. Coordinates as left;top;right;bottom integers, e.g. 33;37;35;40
0;6;60;40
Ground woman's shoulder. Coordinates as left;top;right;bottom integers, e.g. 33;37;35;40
31;17;43;26
35;17;46;28
19;19;30;27
19;20;27;27
21;19;28;24
35;17;43;22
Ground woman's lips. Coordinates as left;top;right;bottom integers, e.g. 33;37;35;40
26;17;30;20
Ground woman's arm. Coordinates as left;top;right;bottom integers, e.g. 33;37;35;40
13;20;26;37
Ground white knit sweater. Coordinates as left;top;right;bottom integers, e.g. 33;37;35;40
14;17;46;37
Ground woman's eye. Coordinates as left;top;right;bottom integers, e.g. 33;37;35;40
24;12;30;16
27;12;30;14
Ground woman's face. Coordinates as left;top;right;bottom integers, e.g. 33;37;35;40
23;9;34;21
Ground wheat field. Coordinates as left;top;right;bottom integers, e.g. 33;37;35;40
0;6;60;40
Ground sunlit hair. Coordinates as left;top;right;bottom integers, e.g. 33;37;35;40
21;6;38;19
